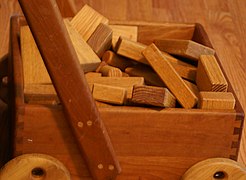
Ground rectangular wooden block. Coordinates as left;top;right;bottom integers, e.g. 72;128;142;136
115;37;197;82
86;77;144;99
102;50;135;71
64;19;101;72
131;85;176;107
142;44;198;108
85;72;102;78
87;23;113;58
154;39;215;61
92;83;127;105
196;55;228;92
70;4;109;41
109;25;138;50
20;26;51;85
198;92;235;110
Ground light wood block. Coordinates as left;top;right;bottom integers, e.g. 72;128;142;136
131;85;176;108
196;55;228;92
87;23;112;58
184;81;200;98
109;25;138;50
102;50;134;71
64;19;101;72
20;26;51;85
154;39;215;61
92;83;127;105
198;91;235;110
86;77;144;99
142;44;198;108
70;4;109;41
115;37;197;81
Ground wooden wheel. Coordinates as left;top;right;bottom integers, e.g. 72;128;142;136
0;154;70;180
182;158;246;180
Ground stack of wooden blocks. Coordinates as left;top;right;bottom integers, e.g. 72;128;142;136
21;4;235;111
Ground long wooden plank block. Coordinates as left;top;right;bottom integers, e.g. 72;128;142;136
196;55;228;92
142;44;197;108
18;0;120;179
86;77;144;99
92;83;127;105
198;92;235;110
154;39;215;61
115;37;197;81
131;85;176;107
70;4;109;41
109;25;138;50
64;19;101;72
20;26;51;85
87;23;113;58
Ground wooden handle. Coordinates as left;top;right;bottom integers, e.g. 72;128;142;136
18;0;120;179
182;158;246;180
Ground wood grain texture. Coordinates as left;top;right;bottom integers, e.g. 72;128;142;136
13;105;239;179
0;154;71;180
18;0;120;179
115;37;197;81
20;26;51;85
98;64;123;77
86;76;144;99
182;158;246;180
87;23;112;58
196;55;228;92
92;83;127;105
102;50;135;71
143;44;198;108
198;91;235;110
1;0;246;170
70;4;109;41
154;39;215;61
131;85;176;107
109;25;138;49
64;19;101;72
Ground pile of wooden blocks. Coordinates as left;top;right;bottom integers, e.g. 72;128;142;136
21;4;235;110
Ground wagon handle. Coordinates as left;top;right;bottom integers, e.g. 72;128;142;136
18;0;121;179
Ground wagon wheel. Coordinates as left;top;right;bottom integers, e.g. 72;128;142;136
182;158;246;180
0;154;70;180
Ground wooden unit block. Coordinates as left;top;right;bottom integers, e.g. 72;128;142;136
131;85;176;108
196;55;228;92
87;23;112;58
86;77;144;99
70;4;109;41
198;92;235;110
142;44;198;108
154;39;215;61
64;19;101;72
109;25;138;49
115;37;147;64
20;26;51;85
115;37;197;81
102;50;135;71
92;83;127;105
125;65;166;87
